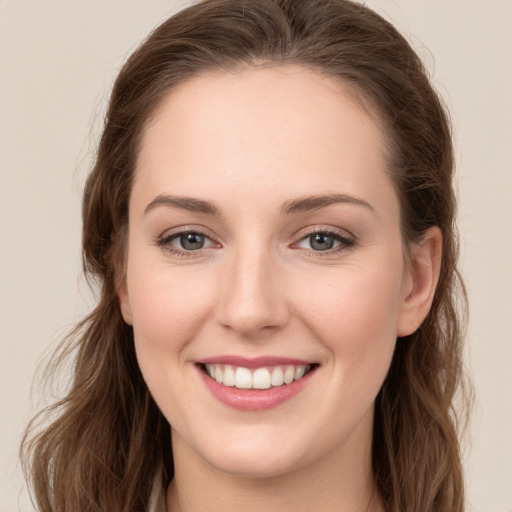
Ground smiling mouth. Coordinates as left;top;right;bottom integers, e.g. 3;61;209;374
199;363;318;390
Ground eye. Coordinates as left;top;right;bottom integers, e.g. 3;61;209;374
295;229;355;253
157;230;217;254
305;232;338;251
173;232;211;251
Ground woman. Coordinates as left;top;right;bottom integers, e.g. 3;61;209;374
21;0;470;510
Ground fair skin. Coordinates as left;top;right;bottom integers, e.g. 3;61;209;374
118;65;441;512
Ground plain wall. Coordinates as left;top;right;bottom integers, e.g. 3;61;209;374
1;1;511;510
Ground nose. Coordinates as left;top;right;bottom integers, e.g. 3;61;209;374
215;248;290;339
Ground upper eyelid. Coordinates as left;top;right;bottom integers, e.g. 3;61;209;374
158;225;219;241
293;225;356;241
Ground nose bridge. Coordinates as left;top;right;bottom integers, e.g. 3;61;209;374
216;239;289;337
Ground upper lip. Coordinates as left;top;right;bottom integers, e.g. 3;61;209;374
195;355;316;369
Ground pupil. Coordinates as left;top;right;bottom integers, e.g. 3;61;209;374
310;233;334;251
181;233;204;250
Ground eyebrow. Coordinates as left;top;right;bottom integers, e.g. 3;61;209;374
144;194;222;216
144;192;374;217
281;193;375;214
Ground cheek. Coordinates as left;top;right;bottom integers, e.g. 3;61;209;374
294;261;403;379
126;258;217;422
301;266;401;333
125;257;216;379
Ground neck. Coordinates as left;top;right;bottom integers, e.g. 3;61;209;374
166;427;384;512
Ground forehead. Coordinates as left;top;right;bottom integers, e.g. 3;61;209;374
134;65;396;216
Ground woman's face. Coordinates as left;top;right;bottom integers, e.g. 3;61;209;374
119;66;422;478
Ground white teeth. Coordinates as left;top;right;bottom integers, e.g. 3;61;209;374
223;365;235;387
234;367;252;389
271;366;284;386
203;363;312;389
294;365;306;380
253;368;271;389
283;365;295;384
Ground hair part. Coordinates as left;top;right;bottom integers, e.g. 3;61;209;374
22;1;470;511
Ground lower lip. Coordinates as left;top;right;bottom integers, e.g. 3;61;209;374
197;365;316;411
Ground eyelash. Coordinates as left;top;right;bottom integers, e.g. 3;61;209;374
156;226;356;258
293;227;356;256
156;227;218;259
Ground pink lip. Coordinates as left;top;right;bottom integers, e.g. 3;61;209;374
196;355;313;369
195;360;318;411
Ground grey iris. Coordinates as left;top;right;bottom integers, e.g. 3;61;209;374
310;233;334;251
181;233;205;250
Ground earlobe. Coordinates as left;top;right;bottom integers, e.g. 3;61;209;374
117;279;134;326
397;226;442;337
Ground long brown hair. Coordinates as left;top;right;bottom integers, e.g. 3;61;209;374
21;1;470;510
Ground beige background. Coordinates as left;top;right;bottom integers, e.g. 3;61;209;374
1;1;511;511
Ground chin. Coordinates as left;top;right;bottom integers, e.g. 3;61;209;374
187;427;317;479
208;449;301;479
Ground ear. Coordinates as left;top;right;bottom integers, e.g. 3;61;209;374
397;226;442;337
116;277;133;326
